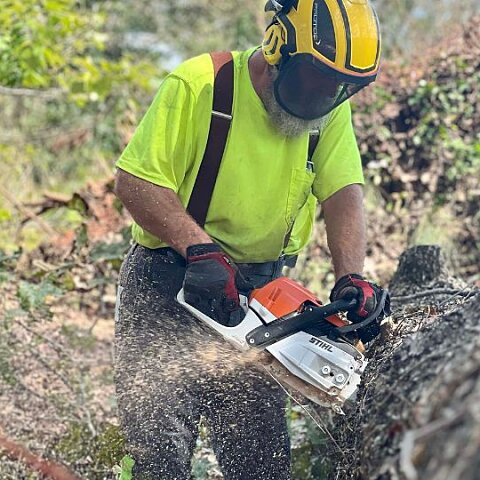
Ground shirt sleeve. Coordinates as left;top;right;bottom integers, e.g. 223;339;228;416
312;100;364;203
116;74;196;192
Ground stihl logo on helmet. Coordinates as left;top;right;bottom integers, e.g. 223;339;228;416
262;0;382;119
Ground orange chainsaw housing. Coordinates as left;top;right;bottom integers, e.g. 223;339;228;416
250;277;348;328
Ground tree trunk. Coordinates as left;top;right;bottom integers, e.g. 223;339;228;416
323;245;480;480
389;245;464;295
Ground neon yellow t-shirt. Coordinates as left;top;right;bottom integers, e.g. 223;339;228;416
116;47;364;262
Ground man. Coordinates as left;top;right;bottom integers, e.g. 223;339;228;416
114;0;390;478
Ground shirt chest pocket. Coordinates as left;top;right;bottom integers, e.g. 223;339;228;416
286;167;316;226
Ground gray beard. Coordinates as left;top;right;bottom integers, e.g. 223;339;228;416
259;67;328;138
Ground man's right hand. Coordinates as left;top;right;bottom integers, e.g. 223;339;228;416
330;273;391;342
183;243;252;327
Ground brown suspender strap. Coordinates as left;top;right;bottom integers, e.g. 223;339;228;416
187;53;320;253
308;130;320;165
187;52;234;227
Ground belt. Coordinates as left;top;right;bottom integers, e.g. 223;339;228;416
237;255;298;278
132;245;297;278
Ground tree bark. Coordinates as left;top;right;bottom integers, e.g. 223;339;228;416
322;245;480;480
389;245;463;296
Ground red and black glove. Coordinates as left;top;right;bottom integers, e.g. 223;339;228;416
183;243;252;327
330;274;391;342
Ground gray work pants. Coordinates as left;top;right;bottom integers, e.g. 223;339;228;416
114;245;291;480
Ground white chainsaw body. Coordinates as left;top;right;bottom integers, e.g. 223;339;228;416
177;278;367;410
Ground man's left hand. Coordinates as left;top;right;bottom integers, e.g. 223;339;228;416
183;243;252;327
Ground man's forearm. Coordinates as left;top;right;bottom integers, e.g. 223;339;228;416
115;169;211;257
322;184;366;280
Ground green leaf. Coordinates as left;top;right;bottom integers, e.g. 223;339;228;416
89;240;130;263
17;280;63;312
0;208;12;222
0;342;16;386
117;455;134;480
0;251;20;270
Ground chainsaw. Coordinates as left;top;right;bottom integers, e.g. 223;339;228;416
177;277;387;413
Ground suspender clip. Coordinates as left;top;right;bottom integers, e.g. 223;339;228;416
212;110;233;121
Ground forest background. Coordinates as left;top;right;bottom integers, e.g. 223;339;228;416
0;1;479;479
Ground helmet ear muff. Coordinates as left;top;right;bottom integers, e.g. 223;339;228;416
262;21;285;65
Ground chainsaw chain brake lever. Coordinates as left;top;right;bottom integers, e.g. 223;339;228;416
245;297;358;349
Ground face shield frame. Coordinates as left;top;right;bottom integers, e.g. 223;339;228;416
273;53;377;120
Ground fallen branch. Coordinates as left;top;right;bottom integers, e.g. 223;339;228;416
0;434;80;480
399;409;467;480
0;184;58;237
391;288;477;302
0;85;63;99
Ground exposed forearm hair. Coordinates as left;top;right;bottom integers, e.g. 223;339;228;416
322;184;366;280
114;169;211;257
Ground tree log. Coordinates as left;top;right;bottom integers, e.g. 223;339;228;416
322;245;480;480
389;245;464;297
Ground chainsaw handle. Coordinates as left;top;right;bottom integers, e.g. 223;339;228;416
334;290;389;336
245;297;358;349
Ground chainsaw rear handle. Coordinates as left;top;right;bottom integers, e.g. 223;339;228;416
246;297;358;349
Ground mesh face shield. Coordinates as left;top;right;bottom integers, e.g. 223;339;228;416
273;54;375;120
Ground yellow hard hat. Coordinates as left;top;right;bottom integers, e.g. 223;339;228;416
262;0;381;119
